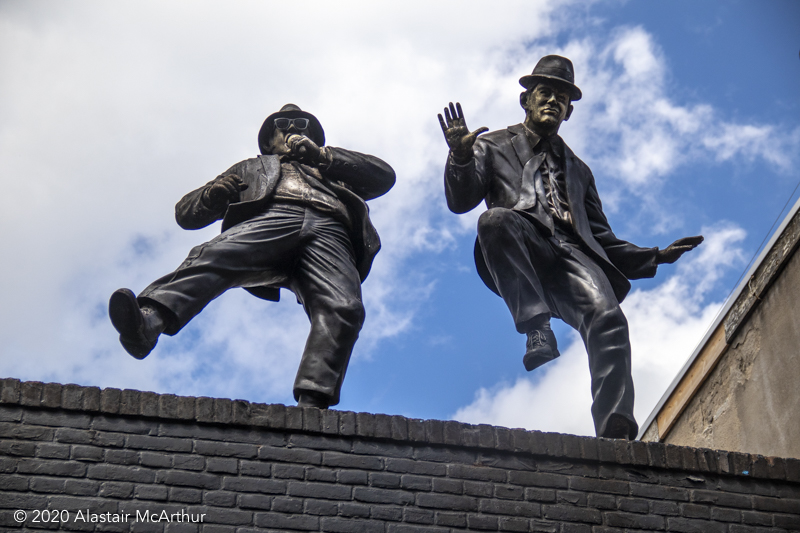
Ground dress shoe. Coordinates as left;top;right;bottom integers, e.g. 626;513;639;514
109;288;161;359
297;391;330;409
601;414;636;440
522;323;560;371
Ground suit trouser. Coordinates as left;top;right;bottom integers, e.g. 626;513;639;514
138;203;364;406
477;207;637;438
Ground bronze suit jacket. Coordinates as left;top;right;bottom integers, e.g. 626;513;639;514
174;147;395;301
444;123;657;304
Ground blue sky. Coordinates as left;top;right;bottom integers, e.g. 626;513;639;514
1;0;798;437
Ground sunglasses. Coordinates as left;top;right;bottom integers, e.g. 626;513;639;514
274;118;309;130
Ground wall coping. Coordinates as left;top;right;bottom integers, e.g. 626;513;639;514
2;377;798;486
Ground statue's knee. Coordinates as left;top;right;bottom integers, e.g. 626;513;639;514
334;297;366;331
478;208;515;240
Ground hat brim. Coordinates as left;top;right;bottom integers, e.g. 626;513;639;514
519;74;582;101
258;109;325;154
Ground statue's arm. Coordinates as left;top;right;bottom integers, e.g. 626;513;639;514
322;146;396;201
174;163;245;230
444;139;491;214
584;175;659;280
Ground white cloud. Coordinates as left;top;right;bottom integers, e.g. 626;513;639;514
452;223;746;436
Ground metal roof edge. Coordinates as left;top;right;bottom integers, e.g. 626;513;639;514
637;194;800;440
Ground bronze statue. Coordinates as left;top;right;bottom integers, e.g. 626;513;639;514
109;104;395;409
439;56;702;439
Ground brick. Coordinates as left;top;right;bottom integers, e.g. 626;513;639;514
30;476;66;493
20;381;43;406
235;493;271;510
259;445;321;464
156;470;220;489
322;517;385;533
17;458;87;477
630;482;689;501
681;503;711;519
118;389;141;415
338;502;371;518
0;439;35;456
0;378;21;403
0;490;49;509
203;490;236;507
416;492;477;511
323;451;383;470
752;495;800;513
0;474;27;491
467;513;498;530
404;507;435;524
304;499;338;516
65;478;99;496
495;484;524;500
353;486;416;505
710;507;741;522
389;415;409;441
508;471;566;490
318;408;339;435
222;475;286;495
557;491;587;506
666;517;727;533
194;440;256;458
339;470;369;485
284;406;302;430
93;415;153;435
774;513;800;529
569;476;629;495
25;410;91;429
480;498;541;517
587;492;616;509
291;433;351;452
602;510;665;529
72;444;104;462
206;457;238;474
105;449;138;465
401;474;432;491
741;510;773;526
126;434;191;452
647;441;667;468
447;463;506;482
543;432;564;456
652;499;681;516
370;472;401;488
432;478;463;494
407;418;426;442
435;511;467;527
338;410;356;435
54;427;94;444
100;388;121;413
414;446;476;464
99;481;134;499
386;526;449;533
273;463;305;479
195;396;213;423
255;512;318;530
542;504;601;524
386;458;446;476
464;480;493;498
520;487;556;505
139;451;172;468
424;419;444;444
785;458;800;482
40;383;61;408
288;480;351;500
134;484;168;501
692;489;753;509
306;466;336;482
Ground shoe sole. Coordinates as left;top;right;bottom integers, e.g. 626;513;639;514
109;289;154;360
523;348;560;372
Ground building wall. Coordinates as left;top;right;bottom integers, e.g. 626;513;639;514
664;244;800;458
1;378;800;532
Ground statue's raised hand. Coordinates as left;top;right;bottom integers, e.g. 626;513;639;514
438;102;488;164
656;235;704;264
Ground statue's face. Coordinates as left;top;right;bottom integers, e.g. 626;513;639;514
523;81;573;134
262;117;309;155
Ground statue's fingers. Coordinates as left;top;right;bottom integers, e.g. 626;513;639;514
438;113;448;133
444;106;453;124
455;102;464;120
449;102;458;122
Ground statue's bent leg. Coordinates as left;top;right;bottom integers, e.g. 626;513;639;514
550;245;637;439
138;205;305;334
477;208;559;333
290;208;364;407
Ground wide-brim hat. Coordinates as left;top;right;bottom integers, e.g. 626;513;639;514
258;103;325;154
519;55;582;101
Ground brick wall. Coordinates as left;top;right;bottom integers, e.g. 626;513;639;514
1;378;798;532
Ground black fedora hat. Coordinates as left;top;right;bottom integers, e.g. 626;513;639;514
258;103;325;154
519;55;582;101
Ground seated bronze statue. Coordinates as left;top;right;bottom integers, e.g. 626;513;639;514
439;56;702;439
